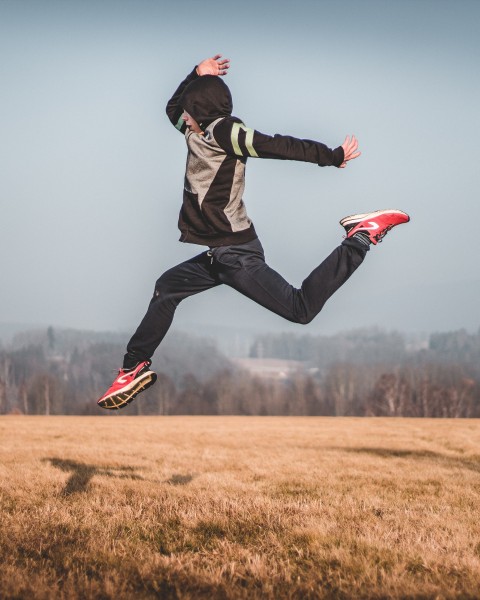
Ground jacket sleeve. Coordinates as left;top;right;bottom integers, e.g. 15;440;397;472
212;118;344;167
165;67;199;133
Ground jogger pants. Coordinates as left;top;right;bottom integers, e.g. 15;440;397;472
124;237;367;368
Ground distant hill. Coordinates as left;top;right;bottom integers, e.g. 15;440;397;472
1;270;479;360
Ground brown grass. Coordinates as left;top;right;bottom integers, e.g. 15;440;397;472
1;416;480;599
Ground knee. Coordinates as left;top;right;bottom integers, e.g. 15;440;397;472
291;299;315;325
153;267;178;293
152;286;166;302
151;275;176;305
288;305;314;325
295;313;314;326
154;271;169;288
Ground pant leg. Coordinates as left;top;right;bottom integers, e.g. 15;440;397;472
213;238;367;325
124;251;219;367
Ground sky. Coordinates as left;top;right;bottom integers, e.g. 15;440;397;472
1;0;479;341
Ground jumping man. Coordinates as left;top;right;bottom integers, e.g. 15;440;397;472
97;54;409;409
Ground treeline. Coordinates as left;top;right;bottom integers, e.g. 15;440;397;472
249;328;480;417
0;327;232;416
251;328;480;374
1;327;480;417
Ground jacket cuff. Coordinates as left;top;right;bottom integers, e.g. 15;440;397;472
332;146;344;167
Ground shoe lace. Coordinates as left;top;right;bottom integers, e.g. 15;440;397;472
112;367;131;378
112;361;149;375
374;225;393;243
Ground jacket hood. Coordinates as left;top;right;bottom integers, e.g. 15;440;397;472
179;75;233;127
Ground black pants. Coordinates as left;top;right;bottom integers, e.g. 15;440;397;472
124;237;367;368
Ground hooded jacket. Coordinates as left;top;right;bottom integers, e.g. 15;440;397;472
166;68;345;247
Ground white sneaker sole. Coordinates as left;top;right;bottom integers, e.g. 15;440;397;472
98;371;157;410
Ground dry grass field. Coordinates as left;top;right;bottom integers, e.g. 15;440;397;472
1;416;480;599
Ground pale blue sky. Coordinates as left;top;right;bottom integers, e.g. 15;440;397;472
1;0;479;337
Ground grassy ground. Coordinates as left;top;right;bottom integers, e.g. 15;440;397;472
1;416;480;599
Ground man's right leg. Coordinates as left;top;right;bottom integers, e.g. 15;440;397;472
214;237;368;326
214;209;409;326
97;251;219;409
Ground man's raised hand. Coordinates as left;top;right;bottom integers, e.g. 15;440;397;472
339;135;361;168
196;54;230;77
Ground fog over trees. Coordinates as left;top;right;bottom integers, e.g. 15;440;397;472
1;327;479;417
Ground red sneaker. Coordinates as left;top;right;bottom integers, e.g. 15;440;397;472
340;209;410;245
97;360;157;410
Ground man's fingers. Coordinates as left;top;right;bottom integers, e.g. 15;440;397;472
197;55;230;77
340;134;360;165
346;137;358;151
344;152;361;163
212;54;230;66
207;55;230;76
343;135;359;156
346;145;358;157
342;135;355;151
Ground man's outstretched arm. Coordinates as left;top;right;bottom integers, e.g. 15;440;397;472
213;120;360;168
